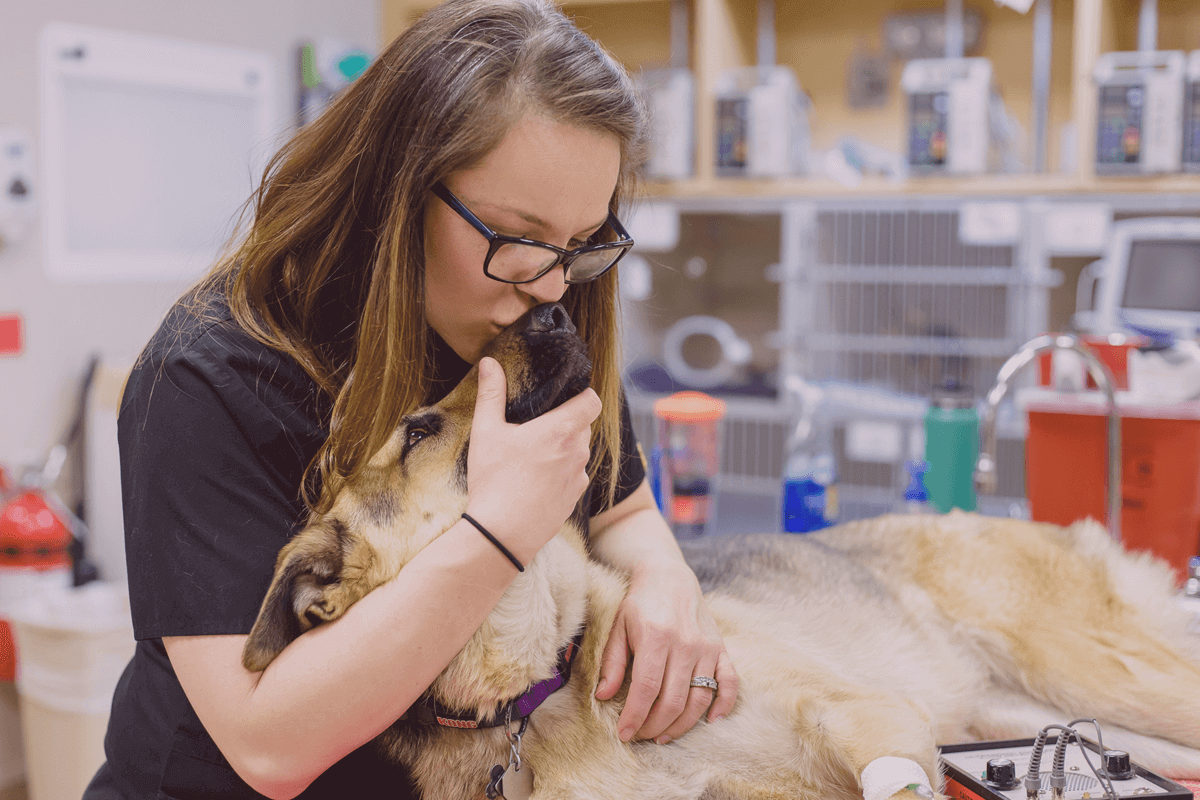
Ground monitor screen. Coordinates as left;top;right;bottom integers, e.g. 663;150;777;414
1122;239;1200;312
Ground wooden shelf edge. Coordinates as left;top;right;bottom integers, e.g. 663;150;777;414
394;0;667;13
640;174;1200;199
559;0;668;5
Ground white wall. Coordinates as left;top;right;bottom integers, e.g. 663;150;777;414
0;2;380;789
0;0;379;508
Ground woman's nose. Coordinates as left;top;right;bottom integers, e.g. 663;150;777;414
519;264;567;305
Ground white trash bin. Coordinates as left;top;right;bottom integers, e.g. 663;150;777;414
7;581;135;800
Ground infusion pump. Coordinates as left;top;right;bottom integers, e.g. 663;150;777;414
1093;50;1186;175
901;58;993;176
1185;50;1200;172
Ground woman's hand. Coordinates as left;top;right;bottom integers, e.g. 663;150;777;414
594;558;738;743
465;357;601;565
589;483;739;744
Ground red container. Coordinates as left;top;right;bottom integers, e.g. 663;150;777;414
1023;390;1200;584
1036;333;1149;391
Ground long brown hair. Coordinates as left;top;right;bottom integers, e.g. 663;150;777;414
197;0;649;514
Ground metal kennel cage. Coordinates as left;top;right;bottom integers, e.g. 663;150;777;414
623;194;1200;534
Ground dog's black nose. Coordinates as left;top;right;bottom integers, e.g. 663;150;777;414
527;303;575;336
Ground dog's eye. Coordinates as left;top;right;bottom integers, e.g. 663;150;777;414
398;412;441;461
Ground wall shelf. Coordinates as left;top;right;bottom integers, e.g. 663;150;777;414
381;0;1200;199
644;174;1200;199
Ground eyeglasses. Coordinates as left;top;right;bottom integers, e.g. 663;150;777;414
431;181;634;285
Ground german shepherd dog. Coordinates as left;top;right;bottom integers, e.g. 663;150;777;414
243;303;1200;800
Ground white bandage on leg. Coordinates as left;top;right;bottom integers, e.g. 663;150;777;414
861;756;934;800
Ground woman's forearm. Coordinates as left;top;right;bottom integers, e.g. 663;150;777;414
589;481;689;577
165;518;520;799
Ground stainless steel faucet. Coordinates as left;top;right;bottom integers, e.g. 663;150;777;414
975;334;1122;540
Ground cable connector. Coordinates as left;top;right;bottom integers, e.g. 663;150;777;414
1050;727;1074;800
1024;730;1048;800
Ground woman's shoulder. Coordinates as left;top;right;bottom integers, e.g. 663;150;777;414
124;286;324;425
135;285;318;385
138;287;268;371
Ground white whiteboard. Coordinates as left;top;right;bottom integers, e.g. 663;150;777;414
40;23;279;283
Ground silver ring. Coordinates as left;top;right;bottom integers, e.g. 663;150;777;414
689;676;718;691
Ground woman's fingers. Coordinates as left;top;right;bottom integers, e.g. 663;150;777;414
646;655;720;744
614;629;667;742
707;648;738;722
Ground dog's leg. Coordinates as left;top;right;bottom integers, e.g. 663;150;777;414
689;658;946;800
901;516;1200;754
975;620;1200;751
964;688;1075;742
789;684;945;800
968;688;1200;782
661;608;950;800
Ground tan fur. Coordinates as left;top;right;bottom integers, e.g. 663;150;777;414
244;304;1200;799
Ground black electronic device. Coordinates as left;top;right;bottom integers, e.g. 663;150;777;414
939;736;1193;800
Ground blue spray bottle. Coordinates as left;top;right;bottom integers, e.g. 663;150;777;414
781;380;838;533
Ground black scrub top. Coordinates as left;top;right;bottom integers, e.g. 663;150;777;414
84;291;645;800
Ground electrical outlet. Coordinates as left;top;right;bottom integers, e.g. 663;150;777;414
0;128;35;251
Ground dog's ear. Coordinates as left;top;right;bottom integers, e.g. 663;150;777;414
242;518;365;672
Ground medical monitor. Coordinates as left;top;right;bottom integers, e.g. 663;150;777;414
1093;217;1200;336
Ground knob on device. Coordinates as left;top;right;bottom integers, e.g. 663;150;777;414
984;758;1020;790
1100;750;1134;780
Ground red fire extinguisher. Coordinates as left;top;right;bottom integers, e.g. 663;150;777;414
0;357;104;680
0;488;73;681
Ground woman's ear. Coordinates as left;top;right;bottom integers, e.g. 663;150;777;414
242;518;366;672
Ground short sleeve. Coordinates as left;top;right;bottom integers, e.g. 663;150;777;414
119;314;327;641
586;391;646;518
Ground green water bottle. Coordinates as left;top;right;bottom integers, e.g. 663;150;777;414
924;386;978;513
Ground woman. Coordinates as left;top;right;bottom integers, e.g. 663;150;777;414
85;1;737;797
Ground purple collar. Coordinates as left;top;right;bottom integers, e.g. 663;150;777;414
419;629;585;730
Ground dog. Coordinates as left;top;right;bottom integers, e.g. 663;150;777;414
243;302;1200;800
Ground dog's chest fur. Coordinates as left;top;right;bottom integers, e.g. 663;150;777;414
376;556;630;800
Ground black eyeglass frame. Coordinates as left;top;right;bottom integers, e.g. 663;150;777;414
430;181;635;285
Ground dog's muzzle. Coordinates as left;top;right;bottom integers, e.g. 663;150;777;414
491;302;592;425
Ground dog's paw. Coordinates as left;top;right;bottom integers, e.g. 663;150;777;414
876;788;941;800
861;757;938;800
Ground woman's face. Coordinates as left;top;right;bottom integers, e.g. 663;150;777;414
424;113;622;364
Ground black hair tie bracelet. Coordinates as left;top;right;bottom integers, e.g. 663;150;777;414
461;513;525;572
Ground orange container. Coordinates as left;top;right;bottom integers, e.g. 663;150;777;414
653;392;726;538
1024;391;1200;584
